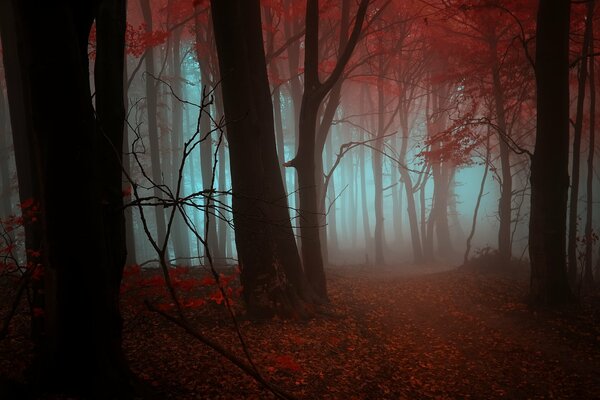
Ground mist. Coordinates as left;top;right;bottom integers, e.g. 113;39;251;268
0;0;599;399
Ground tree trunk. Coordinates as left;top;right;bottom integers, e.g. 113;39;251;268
211;0;313;316
372;73;386;265
139;0;167;252
464;133;490;264
0;83;11;217
0;0;133;395
398;102;423;264
292;0;368;298
123;59;137;266
489;40;513;262
169;25;191;264
568;2;593;283
584;2;596;285
194;11;222;263
325;133;339;258
529;0;572;305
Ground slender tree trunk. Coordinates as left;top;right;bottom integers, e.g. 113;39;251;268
584;2;596;285
0;83;11;217
325;132;339;257
529;0;572;305
398;104;423;264
464;133;490;264
140;0;167;251
568;2;593;283
489;39;513;262
169;25;191;263
123;58;137;266
372;71;386;265
360;130;372;256
194;12;222;263
264;7;287;192
216;95;229;263
391;133;403;244
420;170;429;255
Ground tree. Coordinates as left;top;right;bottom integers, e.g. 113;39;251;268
0;0;134;396
139;0;169;259
568;0;594;283
528;0;572;305
288;0;369;299
210;0;316;316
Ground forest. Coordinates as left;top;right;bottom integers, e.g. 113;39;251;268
0;0;599;398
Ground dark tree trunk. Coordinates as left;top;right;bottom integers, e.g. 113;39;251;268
372;71;386;265
194;11;222;263
391;133;403;245
398;108;423;264
0;83;11;217
169;25;192;264
211;0;313;316
489;39;513;262
139;0;167;252
264;6;287;193
568;3;593;283
291;0;368;298
529;0;572;305
123;60;137;266
584;2;596;285
0;0;133;395
359;129;372;255
464;133;490;264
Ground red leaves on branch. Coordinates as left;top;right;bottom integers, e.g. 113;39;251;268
126;23;169;57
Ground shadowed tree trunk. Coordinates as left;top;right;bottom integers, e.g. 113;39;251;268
211;0;315;316
194;9;222;263
139;0;168;254
584;3;596;285
289;0;369;298
529;0;572;305
169;23;191;263
0;0;134;395
567;1;593;284
489;36;513;262
372;61;386;265
0;82;11;217
398;105;423;264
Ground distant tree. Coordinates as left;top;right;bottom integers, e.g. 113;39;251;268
568;0;594;284
528;0;572;304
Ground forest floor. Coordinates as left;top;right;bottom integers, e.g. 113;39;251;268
1;262;600;399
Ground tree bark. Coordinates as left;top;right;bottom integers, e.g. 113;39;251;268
567;2;593;283
489;37;513;262
169;24;192;263
0;0;133;395
529;0;572;305
194;10;222;263
139;0;168;253
291;0;368;298
211;0;313;316
584;2;596;285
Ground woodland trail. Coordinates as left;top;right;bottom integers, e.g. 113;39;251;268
121;265;600;399
1;265;599;399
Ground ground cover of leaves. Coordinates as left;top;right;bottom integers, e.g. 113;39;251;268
1;264;599;399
